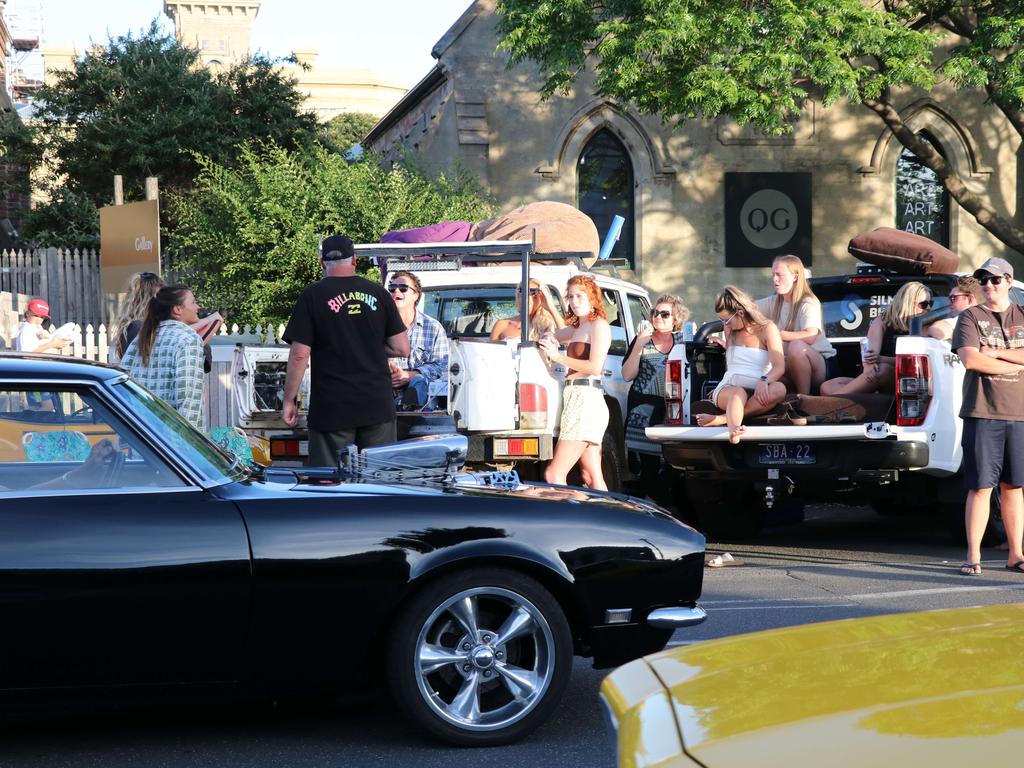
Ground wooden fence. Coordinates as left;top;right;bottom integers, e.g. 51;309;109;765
0;248;105;329
0;305;286;431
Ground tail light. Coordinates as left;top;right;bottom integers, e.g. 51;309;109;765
665;359;683;424
518;383;547;429
896;354;931;426
270;437;308;460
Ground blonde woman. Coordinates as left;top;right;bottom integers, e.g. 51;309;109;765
114;271;164;360
490;278;564;341
820;281;933;396
756;255;836;394
697;286;786;444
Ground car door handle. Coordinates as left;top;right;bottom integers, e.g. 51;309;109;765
603;370;613;377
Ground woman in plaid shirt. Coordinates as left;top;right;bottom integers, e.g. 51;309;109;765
119;285;205;430
387;271;450;410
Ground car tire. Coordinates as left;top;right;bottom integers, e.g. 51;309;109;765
386;568;572;747
600;427;624;494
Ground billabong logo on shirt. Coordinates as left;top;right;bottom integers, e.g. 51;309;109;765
327;292;379;314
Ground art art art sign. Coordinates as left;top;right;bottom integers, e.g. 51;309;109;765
724;172;812;268
99;199;160;294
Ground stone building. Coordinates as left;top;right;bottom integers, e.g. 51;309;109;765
367;0;1022;318
0;0;30;239
161;0;405;118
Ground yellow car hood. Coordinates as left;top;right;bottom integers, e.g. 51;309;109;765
647;604;1024;768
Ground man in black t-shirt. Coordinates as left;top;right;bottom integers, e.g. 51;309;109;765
282;235;409;465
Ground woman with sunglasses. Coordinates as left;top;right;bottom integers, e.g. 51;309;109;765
490;278;564;341
538;275;612;490
696;286;786;444
820;281;933;396
622;294;690;498
757;255;836;394
387;270;450;410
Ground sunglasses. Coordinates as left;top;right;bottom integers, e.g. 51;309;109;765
979;275;1006;287
517;288;540;296
651;310;672;319
918;299;934;310
388;284;412;294
949;293;969;302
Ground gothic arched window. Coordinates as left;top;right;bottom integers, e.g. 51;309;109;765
577;129;635;267
895;132;950;247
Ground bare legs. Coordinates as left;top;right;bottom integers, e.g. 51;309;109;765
784;340;826;395
695;383;786;444
545;439;607;490
964;483;1024;573
820;362;895;396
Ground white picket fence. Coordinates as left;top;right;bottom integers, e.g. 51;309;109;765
1;314;288;430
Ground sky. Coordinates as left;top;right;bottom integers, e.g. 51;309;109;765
36;0;475;87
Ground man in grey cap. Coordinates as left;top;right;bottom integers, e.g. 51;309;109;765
281;234;410;465
952;256;1024;574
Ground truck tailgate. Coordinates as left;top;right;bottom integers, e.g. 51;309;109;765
646;423;895;442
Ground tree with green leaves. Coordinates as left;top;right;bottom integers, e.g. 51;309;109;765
322;112;380;154
168;143;493;324
496;0;1024;254
22;22;319;246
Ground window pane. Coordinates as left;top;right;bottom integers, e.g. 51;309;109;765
577;129;635;267
601;289;628;356
626;293;651;339
895;133;950;246
0;388;186;493
421;284;564;338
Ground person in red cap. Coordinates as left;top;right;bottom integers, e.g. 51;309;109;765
13;298;70;354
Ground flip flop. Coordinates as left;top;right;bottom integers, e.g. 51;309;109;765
1005;560;1024;573
707;553;742;568
959;562;982;576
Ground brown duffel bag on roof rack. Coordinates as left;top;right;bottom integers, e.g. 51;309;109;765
848;227;959;275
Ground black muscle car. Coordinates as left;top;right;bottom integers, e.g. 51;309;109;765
0;352;705;746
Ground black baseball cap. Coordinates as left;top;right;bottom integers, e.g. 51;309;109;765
321;234;354;261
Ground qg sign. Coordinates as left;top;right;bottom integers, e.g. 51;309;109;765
725;172;812;267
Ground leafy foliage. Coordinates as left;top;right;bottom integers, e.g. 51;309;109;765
168;144;494;324
322;112;380;154
28;22;319;213
19;189;101;251
496;0;1024;252
497;0;936;134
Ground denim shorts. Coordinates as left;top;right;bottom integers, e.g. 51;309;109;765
962;417;1024;490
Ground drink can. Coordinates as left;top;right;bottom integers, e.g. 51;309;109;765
860;337;871;360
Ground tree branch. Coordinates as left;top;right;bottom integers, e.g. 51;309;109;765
863;96;1024;255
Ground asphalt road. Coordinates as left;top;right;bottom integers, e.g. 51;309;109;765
3;503;1023;768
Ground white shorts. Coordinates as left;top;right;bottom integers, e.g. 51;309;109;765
559;385;609;445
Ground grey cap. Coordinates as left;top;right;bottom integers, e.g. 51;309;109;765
973;256;1014;280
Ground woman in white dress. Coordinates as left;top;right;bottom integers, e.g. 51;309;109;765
697;285;787;443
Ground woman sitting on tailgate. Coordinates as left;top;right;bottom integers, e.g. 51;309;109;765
820;281;933;396
697;286;786;444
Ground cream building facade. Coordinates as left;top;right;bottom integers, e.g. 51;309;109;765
367;0;1022;319
160;0;405;118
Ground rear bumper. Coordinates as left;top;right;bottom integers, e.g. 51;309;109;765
662;437;929;479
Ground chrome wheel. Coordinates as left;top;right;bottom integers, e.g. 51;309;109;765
413;586;557;733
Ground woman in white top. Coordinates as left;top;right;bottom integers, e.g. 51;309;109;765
698;285;786;444
757;255;836;394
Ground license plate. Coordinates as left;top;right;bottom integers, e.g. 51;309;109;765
758;443;815;465
493;437;540;459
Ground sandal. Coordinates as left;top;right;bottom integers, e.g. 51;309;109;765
1005;560;1024;573
959;562;982;576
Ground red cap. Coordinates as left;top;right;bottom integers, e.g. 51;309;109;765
27;298;50;319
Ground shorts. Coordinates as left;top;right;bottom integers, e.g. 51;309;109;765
558;385;609;445
711;373;761;405
962;417;1024;490
308;418;396;467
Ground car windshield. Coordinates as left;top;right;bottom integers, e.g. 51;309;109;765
113;378;246;484
421;285;563;338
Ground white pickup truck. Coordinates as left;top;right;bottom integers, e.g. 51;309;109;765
645;264;1024;541
232;240;655;491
